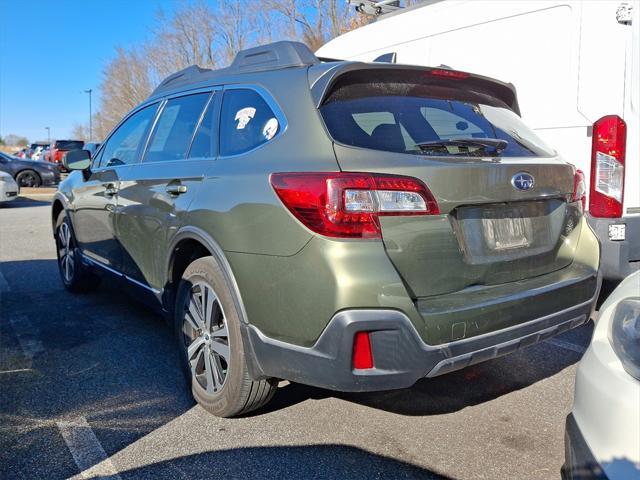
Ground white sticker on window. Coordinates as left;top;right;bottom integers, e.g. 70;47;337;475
235;107;256;129
263;117;279;141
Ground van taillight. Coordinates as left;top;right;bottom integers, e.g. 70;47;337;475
589;115;626;218
270;172;439;239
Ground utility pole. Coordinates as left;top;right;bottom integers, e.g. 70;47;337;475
84;89;92;141
45;127;50;144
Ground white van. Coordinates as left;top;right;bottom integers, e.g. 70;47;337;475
317;0;639;281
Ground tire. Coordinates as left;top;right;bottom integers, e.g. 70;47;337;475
16;170;41;188
55;211;100;293
175;256;276;417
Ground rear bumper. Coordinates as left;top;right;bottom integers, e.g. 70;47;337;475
244;270;599;392
587;214;640;281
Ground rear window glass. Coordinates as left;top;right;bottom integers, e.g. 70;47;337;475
320;72;555;158
55;140;84;150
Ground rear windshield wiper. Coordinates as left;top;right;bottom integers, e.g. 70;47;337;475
415;138;509;155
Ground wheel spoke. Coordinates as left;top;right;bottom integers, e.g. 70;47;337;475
211;353;225;386
187;336;205;360
67;255;74;280
190;348;204;377
211;324;228;338
184;311;200;332
210;340;230;362
204;350;217;393
204;288;216;331
188;299;205;330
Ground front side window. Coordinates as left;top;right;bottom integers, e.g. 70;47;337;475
220;89;281;156
145;93;210;163
99;104;158;168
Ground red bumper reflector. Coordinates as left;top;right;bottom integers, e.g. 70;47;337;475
353;331;374;369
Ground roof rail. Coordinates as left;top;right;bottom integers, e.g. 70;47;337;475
151;41;320;98
230;41;319;72
152;65;212;95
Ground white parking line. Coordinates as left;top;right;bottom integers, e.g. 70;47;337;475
0;271;10;292
545;338;587;354
57;417;121;480
9;315;44;359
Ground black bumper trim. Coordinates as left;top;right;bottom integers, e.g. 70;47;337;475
243;276;598;392
562;414;608;480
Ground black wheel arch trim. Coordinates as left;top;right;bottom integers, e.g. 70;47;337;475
51;192;72;234
166;226;266;379
166;226;249;325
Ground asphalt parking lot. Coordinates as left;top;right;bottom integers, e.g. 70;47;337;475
0;198;598;480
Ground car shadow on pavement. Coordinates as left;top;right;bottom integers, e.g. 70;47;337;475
99;445;450;479
1;197;52;207
258;323;591;417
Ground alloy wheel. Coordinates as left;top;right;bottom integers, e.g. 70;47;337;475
18;172;38;187
57;222;75;283
182;282;230;393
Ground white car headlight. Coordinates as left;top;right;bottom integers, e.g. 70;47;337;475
609;298;640;380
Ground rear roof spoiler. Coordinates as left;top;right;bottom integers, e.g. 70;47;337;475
309;62;521;116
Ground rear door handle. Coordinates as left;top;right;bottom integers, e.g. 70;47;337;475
104;184;118;197
166;184;187;196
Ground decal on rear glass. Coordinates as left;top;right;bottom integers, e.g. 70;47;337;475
263;117;279;141
235;107;256;129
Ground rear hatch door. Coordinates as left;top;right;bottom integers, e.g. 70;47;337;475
317;66;581;298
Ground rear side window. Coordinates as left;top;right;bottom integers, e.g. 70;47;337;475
220;89;280;156
320;71;555;158
99;103;158;168
145;93;210;163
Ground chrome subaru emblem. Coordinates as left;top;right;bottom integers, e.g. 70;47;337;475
511;172;535;191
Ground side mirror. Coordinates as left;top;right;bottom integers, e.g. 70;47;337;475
64;149;91;171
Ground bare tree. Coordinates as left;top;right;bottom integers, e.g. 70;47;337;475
265;0;358;50
87;1;378;138
99;47;153;134
70;123;89;142
146;1;219;83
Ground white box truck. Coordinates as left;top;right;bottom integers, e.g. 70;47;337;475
317;0;639;280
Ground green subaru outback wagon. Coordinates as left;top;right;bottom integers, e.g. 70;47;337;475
53;41;600;417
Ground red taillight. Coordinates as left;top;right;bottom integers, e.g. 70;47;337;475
572;169;586;211
270;172;439;239
352;332;374;370
429;69;470;80
589;115;626;218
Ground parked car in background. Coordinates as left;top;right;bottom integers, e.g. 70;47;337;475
31;142;51;161
563;271;640;479
0;171;19;204
45;139;84;171
14;148;31;159
53;41;600;418
0;151;60;187
317;0;639;282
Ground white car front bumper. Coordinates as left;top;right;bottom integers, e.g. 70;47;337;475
566;275;640;479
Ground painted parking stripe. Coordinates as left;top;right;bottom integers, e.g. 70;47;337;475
0;271;10;292
57;417;121;480
545;338;587;354
9;315;44;359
